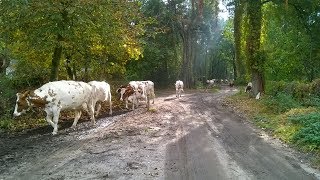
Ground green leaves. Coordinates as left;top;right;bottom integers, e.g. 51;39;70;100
0;0;147;81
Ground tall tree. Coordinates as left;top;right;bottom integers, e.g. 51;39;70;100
233;0;246;81
246;0;264;95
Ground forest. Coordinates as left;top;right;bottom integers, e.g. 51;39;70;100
0;0;320;161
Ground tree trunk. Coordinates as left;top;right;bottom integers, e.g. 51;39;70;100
49;9;68;81
181;30;193;88
246;0;264;95
234;0;246;82
50;35;63;81
0;54;10;76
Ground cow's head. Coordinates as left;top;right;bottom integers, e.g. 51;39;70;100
117;85;136;101
13;91;31;117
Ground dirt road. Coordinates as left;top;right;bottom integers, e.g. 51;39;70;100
0;88;319;180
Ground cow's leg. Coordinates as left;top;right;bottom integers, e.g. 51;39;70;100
95;102;101;116
87;102;96;125
72;110;82;128
45;110;54;128
52;109;61;135
132;96;135;110
147;97;150;110
125;99;129;109
152;93;155;104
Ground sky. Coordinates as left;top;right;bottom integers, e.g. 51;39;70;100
218;1;229;20
161;0;230;20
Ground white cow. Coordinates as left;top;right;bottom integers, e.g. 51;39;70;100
13;80;95;135
175;80;184;98
205;79;216;91
140;80;155;109
88;81;112;116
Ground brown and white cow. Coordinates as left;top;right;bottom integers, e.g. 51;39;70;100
88;81;112;116
117;80;155;110
13;80;95;135
245;82;253;92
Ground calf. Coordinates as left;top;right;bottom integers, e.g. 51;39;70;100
13;80;95;135
88;81;112;116
175;80;184;98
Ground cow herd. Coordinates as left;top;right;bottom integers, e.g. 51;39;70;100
12;80;171;135
12;79;248;135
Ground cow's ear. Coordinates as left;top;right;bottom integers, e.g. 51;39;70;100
116;88;121;93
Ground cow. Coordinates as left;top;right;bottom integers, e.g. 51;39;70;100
245;82;253;92
205;79;216;91
88;81;112;116
13;80;95;135
140;80;155;106
117;81;141;110
175;80;184;98
117;80;155;110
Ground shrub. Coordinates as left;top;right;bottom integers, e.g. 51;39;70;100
289;112;320;150
266;81;286;96
0;76;15;118
262;93;301;114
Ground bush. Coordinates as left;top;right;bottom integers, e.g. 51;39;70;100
0;76;16;118
302;96;320;107
262;93;301;113
195;80;205;89
266;81;286;96
289;112;320;150
266;79;320;108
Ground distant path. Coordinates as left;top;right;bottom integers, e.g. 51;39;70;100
0;88;319;179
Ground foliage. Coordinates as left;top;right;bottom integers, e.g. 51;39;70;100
265;79;320;108
0;0;147;83
262;93;301;114
0;76;16;118
289;112;320;150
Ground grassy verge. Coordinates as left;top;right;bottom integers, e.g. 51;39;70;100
225;90;320;169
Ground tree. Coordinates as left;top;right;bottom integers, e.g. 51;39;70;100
245;0;265;95
233;0;246;82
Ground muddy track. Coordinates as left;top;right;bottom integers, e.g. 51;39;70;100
0;88;319;180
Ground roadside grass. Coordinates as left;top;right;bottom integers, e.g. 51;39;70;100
225;91;320;168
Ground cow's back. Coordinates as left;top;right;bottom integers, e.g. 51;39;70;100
35;80;93;110
88;81;111;101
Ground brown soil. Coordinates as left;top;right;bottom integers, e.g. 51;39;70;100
0;87;319;180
